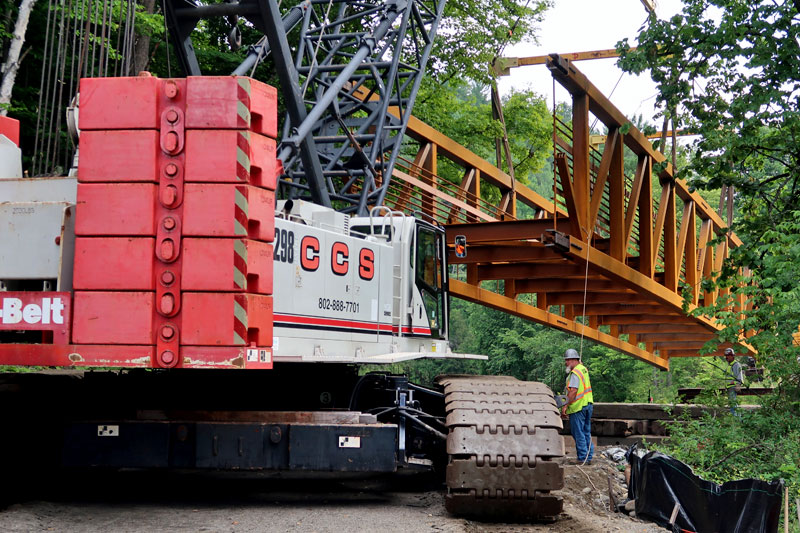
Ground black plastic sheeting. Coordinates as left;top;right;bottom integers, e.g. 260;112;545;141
626;444;783;533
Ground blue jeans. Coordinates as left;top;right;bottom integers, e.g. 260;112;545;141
569;403;594;462
728;387;739;416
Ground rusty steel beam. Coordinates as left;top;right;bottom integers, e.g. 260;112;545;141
634;333;715;343
554;232;722;332
394;167;493;223
354;84;560;217
445;219;566;244
581;304;676;316
449;279;669;369
653;341;716;351
546;54;740;245
447;243;557;264
399;113;557;215
618;323;710;334
546;292;641;306
476;262;589;281
664;347;739;357
514;279;625;294
600;314;702;325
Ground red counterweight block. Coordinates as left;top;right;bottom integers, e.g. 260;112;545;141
182;238;273;294
73;238;155;290
0;116;20;146
78;76;162;130
70;74;279;369
75;183;157;236
184;130;277;189
183;184;275;241
181;293;273;347
79;75;278;135
185;77;278;138
78;130;160;182
72;292;154;344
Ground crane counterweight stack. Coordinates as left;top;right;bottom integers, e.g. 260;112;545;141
0;0;566;518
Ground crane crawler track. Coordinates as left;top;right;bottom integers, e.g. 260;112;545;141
437;375;565;522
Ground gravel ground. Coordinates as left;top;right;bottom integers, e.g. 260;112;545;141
0;453;666;533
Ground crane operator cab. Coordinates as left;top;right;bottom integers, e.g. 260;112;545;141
271;201;466;364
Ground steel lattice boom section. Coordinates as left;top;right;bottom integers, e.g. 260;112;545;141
385;55;753;370
164;0;445;215
268;0;446;214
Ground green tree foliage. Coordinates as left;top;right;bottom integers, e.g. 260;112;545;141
617;0;800;510
412;78;552;191
432;0;550;84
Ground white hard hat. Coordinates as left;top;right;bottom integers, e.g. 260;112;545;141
564;348;580;360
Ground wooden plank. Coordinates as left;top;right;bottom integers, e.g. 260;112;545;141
504;48;624;69
653;341;712;350
676;200;693;274
696;219;713;278
677;387;773;401
588;402;762;420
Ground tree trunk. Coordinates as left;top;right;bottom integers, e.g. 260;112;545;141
133;0;157;74
0;0;37;116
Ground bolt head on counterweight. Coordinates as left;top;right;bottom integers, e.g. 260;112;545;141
160;238;175;259
160;350;175;365
166;109;179;123
160;293;175;314
161;271;175;285
161;325;175;340
165;81;179;99
164;131;179;152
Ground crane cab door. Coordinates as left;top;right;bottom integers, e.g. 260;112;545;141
413;222;448;340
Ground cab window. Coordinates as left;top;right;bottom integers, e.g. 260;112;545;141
415;226;446;339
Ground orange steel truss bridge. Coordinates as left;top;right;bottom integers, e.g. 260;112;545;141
384;55;752;370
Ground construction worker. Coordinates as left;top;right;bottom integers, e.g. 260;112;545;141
723;347;743;414
561;348;594;464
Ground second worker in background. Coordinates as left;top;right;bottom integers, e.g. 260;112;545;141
561;348;594;465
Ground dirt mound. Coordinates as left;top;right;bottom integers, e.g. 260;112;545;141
463;446;665;532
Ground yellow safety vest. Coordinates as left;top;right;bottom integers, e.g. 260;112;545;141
565;363;593;415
